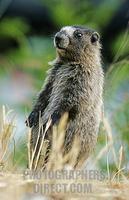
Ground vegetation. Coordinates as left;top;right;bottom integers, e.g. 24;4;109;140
0;108;129;199
0;0;129;199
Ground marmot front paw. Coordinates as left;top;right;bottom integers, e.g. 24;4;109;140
25;110;39;128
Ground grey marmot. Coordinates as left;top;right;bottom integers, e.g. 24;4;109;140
26;25;104;168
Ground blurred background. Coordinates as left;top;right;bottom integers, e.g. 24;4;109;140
0;0;129;171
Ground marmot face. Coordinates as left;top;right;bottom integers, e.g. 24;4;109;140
54;25;101;62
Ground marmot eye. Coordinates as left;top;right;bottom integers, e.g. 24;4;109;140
74;31;83;38
91;32;100;43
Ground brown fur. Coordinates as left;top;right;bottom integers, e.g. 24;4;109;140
26;25;104;169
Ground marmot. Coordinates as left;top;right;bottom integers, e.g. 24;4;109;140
26;25;104;168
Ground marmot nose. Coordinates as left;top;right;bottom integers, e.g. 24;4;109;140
54;32;69;49
55;34;62;44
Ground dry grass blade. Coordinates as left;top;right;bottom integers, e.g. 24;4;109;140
34;117;52;170
47;112;69;170
27;128;31;170
0;106;15;168
28;117;52;170
111;146;126;182
97;117;126;182
118;146;124;181
93;141;112;166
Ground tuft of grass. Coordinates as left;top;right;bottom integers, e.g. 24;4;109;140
0;107;129;199
0;106;16;170
27;112;80;171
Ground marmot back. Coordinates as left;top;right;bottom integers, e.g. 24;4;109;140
26;25;104;169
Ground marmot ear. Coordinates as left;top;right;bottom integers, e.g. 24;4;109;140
91;32;100;43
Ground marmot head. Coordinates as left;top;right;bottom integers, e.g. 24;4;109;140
54;25;101;64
